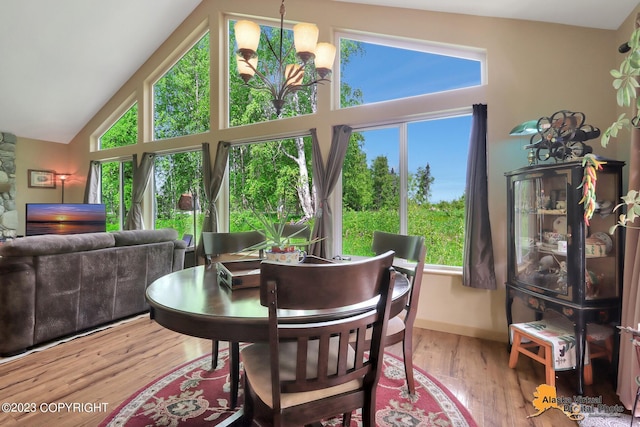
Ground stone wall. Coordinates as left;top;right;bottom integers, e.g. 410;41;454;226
0;132;17;238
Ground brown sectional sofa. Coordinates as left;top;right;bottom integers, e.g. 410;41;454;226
0;228;186;356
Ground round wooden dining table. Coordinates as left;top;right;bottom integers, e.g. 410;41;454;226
146;263;410;343
146;262;410;410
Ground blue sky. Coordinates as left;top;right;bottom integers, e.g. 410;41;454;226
340;41;480;202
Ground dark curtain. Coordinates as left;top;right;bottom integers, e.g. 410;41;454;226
617;13;640;410
462;104;497;289
124;152;155;230
196;141;230;260
310;125;352;258
83;160;101;204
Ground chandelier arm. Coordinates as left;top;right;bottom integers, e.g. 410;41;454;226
279;0;286;65
239;57;279;95
264;35;281;64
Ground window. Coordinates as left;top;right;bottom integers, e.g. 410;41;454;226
227;19;315;126
339;36;483;108
101;160;133;231
98;103;137;150
341;116;469;266
228;136;314;231
337;35;483;267
153;32;210;140
153;151;203;243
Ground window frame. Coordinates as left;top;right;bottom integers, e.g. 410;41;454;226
334;110;472;267
100;157;134;231
148;23;210;142
94;97;138;152
334;31;487;111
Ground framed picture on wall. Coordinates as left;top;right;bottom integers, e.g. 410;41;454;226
28;169;56;188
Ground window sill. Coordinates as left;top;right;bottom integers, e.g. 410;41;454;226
423;264;463;277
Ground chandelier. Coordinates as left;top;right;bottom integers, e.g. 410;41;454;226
234;0;336;116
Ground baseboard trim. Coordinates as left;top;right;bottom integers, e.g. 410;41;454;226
414;319;508;343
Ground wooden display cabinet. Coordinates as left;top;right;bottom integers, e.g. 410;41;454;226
505;159;624;394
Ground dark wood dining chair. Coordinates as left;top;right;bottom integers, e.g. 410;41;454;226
371;230;426;395
200;230;265;409
201;230;265;265
281;222;310;241
240;251;397;427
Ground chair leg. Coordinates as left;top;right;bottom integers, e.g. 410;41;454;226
230;341;240;409
402;335;416;395
342;412;352;426
362;390;376;427
211;340;219;370
242;375;254;427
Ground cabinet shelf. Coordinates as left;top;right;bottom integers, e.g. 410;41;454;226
537;209;567;215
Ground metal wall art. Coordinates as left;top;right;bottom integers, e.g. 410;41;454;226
524;110;600;163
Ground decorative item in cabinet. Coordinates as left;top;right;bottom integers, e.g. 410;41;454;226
505;158;624;394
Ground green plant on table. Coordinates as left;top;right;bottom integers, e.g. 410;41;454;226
244;203;319;254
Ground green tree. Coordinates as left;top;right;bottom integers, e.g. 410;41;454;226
100;104;137;149
371;156;399;210
154;33;210;139
342;133;373;211
101;160;133;231
414;163;435;205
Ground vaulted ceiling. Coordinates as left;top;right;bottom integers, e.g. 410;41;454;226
1;0;638;144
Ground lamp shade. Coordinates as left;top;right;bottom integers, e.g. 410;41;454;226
293;23;319;57
237;55;257;80
509;120;539;136
285;64;303;86
235;20;261;54
314;42;336;71
178;193;195;211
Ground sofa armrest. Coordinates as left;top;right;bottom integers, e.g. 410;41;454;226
172;239;186;271
0;258;36;355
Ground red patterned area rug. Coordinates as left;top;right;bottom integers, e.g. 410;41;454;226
99;348;478;427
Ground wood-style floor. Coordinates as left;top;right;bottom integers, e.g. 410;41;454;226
0;315;626;427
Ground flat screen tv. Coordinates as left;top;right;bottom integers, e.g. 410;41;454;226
25;203;107;236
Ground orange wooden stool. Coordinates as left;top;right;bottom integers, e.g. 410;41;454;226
509;320;613;387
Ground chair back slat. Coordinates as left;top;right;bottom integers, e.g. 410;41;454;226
261;250;396;408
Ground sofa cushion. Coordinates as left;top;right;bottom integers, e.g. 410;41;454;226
0;232;115;257
112;228;178;247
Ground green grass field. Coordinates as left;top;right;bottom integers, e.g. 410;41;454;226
154;201;465;267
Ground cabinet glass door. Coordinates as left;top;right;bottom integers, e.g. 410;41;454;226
513;173;569;296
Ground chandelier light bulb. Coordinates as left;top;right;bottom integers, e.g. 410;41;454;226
314;42;336;77
235;20;261;59
237;55;257;83
293;23;319;62
285;64;303;86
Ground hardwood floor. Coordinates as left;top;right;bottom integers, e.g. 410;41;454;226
0;315;625;427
